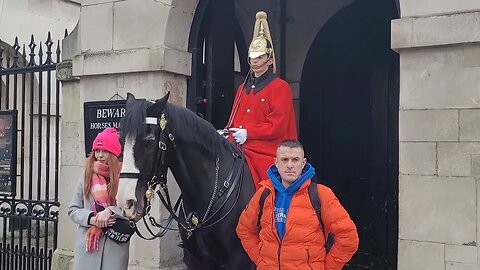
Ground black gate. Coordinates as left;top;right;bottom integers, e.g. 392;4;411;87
0;33;62;270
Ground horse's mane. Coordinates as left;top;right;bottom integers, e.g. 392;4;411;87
120;98;239;157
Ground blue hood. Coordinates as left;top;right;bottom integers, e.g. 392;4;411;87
267;163;315;241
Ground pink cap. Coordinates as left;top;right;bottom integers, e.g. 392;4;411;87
92;128;121;157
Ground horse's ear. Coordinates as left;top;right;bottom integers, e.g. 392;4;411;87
127;92;136;101
156;91;170;104
126;92;137;107
147;91;169;117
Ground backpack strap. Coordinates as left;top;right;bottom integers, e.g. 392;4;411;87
257;188;271;230
308;178;335;252
307;180;326;238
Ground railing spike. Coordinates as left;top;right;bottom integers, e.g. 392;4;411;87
45;32;54;65
12;37;21;68
22;44;26;66
56;40;61;63
27;34;37;66
39;42;44;65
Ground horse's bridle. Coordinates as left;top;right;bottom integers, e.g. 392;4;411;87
121;109;245;241
119;112;177;240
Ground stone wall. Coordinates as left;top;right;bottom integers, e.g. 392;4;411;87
393;2;480;269
54;0;193;269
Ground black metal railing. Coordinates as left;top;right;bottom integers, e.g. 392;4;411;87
0;32;62;270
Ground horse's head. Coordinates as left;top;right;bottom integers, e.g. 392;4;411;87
116;92;174;221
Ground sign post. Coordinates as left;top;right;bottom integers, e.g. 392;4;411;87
83;100;126;157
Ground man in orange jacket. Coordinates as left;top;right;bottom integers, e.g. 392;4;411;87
236;140;359;270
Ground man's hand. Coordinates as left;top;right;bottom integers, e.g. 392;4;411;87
229;128;247;145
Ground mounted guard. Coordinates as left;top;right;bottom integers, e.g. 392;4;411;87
225;11;298;190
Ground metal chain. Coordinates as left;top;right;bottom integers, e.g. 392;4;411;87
202;156;220;222
181;200;187;220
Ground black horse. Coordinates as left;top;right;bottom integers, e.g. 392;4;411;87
117;92;255;269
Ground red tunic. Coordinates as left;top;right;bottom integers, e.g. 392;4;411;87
228;77;297;189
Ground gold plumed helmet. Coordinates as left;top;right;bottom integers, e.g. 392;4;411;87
248;11;276;73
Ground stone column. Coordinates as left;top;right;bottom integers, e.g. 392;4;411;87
52;0;192;269
393;3;480;269
52;24;81;270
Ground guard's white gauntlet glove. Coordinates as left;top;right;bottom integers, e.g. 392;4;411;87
229;128;247;145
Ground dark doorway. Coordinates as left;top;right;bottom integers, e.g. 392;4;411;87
189;0;400;268
187;0;248;128
300;0;399;269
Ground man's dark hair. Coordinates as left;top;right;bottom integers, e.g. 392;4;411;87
277;139;304;151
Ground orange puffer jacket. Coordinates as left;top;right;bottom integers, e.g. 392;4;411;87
236;179;359;270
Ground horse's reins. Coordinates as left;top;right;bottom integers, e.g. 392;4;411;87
126;109;244;241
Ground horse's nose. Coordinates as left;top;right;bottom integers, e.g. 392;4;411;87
127;199;136;209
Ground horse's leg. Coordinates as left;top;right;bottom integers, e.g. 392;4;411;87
183;249;212;270
180;229;217;270
226;247;255;270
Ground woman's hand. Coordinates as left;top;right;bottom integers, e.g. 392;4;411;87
94;208;116;228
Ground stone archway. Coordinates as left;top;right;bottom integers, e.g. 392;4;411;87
164;0;198;52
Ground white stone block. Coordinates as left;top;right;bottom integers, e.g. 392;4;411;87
118;71;187;106
460;110;480;141
113;0;169;50
398;240;444;270
473;155;480;178
399;0;480;18
445;244;478;264
399;175;476;244
399;47;480;109
51;248;74;270
446;262;480;270
392;12;480;51
391;18;414;50
79;75;118;102
57;165;83;251
80;3;113;52
162;47;192;76
60;81;81;122
400;142;437;175
61;122;83;166
28;0;53;17
72;47;191;77
477;182;480;248
463;46;480;68
438;143;480;176
163;0;196;51
82;0;114;5
400;110;458;141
